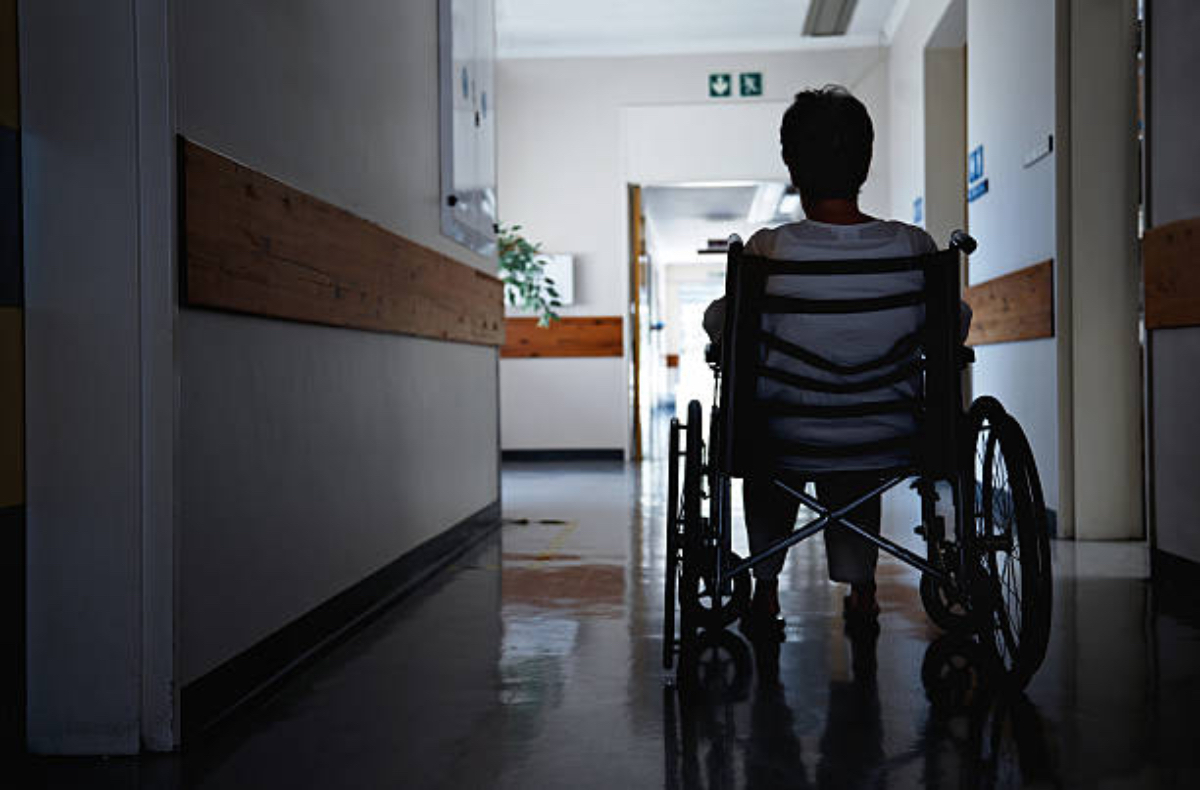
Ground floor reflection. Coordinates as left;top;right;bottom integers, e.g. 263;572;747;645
664;625;1066;790
26;460;1200;789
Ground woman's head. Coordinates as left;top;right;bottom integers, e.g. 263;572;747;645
780;86;874;202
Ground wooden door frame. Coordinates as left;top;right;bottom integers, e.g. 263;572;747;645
628;184;645;461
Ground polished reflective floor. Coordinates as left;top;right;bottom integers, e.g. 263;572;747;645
30;461;1200;788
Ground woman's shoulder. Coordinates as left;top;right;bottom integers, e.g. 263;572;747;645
747;219;937;257
877;219;938;253
744;226;781;256
745;221;820;255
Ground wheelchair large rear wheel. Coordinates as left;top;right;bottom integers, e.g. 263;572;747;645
663;417;683;669
678;401;705;636
968;397;1053;690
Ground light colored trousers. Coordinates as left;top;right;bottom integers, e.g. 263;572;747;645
743;473;883;584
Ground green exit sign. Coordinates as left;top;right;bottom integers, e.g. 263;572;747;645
739;72;763;97
708;73;732;98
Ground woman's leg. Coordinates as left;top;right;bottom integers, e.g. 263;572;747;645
743;474;801;582
741;474;802;635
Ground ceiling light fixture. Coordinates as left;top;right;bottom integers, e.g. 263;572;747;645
802;0;859;37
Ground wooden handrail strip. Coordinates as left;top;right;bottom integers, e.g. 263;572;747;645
180;139;504;346
1145;217;1200;330
501;316;623;358
964;259;1054;346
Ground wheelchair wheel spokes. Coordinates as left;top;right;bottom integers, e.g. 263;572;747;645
981;426;1023;665
968;398;1052;690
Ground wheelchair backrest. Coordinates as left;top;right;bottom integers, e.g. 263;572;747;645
717;242;963;479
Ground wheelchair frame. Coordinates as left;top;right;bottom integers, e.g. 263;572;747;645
663;231;1052;692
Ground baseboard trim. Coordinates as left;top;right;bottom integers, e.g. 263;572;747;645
502;449;624;462
1152;548;1200;629
1152;548;1200;586
181;500;501;743
0;506;25;756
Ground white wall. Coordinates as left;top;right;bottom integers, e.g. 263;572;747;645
21;0;176;753
966;0;1060;513
176;0;499;683
1152;329;1200;562
179;316;497;682
1148;1;1200;226
497;46;889;451
1148;0;1200;563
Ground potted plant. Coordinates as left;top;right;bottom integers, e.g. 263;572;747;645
497;223;562;327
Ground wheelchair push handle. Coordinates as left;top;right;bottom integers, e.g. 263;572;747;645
949;230;977;255
705;341;721;368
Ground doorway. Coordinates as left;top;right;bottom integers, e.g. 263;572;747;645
629;180;796;460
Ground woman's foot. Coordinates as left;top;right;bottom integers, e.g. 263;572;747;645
843;581;880;620
740;578;785;642
844;582;881;638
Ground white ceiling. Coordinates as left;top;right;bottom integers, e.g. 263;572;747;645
642;182;798;265
497;0;903;59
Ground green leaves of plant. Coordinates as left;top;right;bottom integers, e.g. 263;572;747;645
498;222;561;327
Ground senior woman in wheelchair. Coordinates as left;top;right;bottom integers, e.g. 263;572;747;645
703;86;970;640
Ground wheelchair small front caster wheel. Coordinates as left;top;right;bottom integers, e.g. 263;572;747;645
920;573;972;632
680;554;751;630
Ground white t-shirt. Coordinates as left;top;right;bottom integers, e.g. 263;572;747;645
703;219;939;339
703;218;967;472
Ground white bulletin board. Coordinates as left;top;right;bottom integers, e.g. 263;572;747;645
439;0;497;256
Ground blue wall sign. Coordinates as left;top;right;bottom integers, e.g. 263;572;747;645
968;145;985;184
913;196;923;224
966;145;987;203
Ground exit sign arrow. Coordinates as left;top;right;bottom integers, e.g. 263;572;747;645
709;73;732;98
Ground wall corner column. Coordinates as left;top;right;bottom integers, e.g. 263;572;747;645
1060;0;1144;541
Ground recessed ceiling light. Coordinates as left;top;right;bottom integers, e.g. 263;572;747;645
803;0;859;37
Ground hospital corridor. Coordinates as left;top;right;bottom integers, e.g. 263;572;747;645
6;1;1200;788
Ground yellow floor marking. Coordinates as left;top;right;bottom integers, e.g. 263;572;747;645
458;519;579;572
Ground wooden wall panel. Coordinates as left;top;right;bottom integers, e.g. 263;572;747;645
1145;217;1200;330
964;259;1055;346
181;139;504;346
501;317;623;358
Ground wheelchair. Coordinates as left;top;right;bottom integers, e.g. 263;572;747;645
663;231;1052;692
